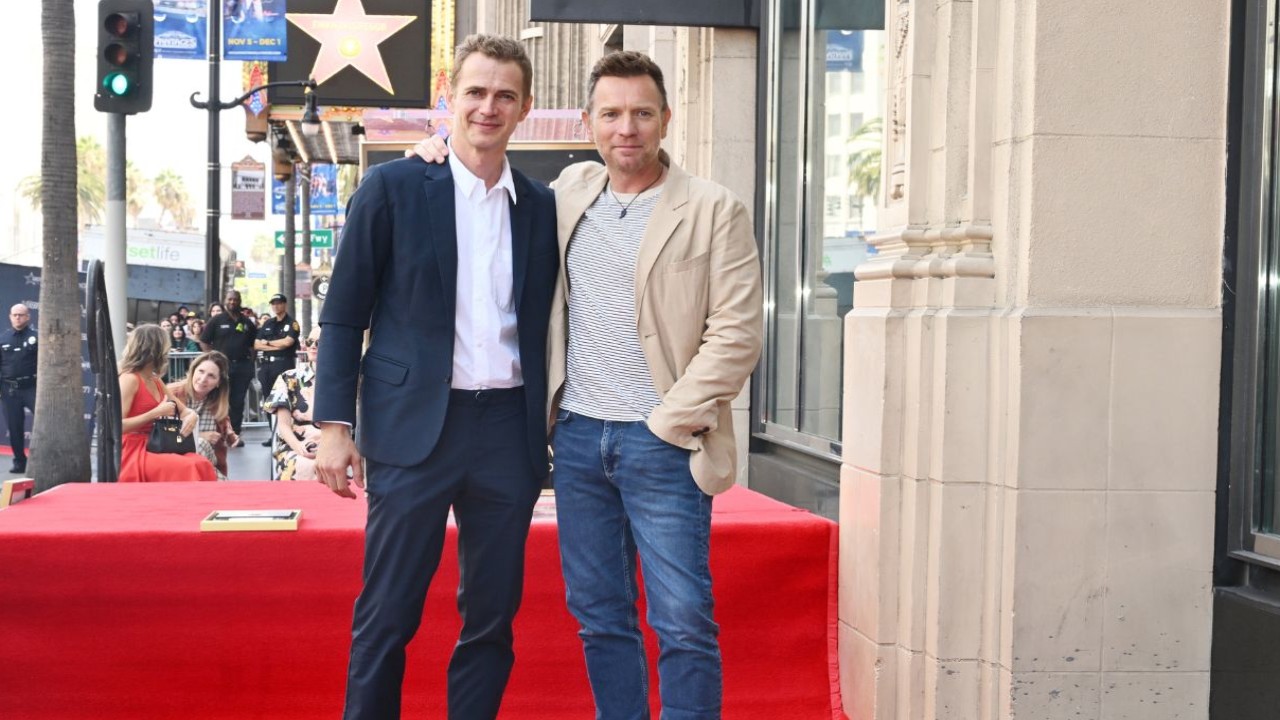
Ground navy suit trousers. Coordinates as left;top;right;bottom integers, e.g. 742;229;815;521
343;388;541;720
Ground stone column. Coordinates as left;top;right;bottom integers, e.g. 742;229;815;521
839;0;1227;718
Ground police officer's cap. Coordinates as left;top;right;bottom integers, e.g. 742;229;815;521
269;294;288;304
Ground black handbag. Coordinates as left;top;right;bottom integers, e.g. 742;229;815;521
146;412;191;455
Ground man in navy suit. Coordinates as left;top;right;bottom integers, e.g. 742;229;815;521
313;34;559;720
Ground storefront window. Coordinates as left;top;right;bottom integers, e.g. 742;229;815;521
761;0;883;456
1229;0;1280;564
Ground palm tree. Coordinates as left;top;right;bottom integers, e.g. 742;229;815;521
174;203;196;229
338;164;359;208
153;169;191;228
17;135;108;225
250;232;277;264
847;117;883;203
126;161;148;224
30;0;92;489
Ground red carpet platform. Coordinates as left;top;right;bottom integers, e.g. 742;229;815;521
0;481;840;719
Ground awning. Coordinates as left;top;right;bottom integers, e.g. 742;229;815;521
530;0;760;28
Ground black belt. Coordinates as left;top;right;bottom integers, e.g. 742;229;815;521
2;376;34;389
263;356;294;362
449;387;523;405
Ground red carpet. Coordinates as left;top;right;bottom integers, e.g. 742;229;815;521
0;481;839;719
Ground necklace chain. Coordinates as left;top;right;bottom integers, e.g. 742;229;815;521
608;171;663;219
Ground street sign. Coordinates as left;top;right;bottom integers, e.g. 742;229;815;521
274;229;333;249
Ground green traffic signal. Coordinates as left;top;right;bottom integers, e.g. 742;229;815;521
94;0;153;114
103;72;131;97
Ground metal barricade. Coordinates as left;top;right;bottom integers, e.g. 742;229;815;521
244;364;267;427
166;351;200;385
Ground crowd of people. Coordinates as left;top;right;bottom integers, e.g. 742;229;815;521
109;290;322;484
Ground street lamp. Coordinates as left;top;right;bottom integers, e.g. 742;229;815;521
188;78;320;312
300;85;321;138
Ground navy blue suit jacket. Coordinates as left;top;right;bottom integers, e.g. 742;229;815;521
314;157;559;477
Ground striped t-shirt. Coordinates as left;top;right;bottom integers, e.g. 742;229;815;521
560;185;665;421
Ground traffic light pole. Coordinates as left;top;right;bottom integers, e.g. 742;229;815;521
105;113;127;358
94;0;152;349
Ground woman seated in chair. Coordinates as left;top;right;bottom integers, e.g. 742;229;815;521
118;324;217;483
168;350;239;480
264;326;321;481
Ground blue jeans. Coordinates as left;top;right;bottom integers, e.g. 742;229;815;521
552;409;721;720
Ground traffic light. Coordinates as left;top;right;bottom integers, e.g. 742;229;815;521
94;0;154;114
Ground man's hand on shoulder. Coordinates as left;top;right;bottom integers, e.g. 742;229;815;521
405;133;450;164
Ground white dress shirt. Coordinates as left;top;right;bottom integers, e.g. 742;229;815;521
448;146;522;390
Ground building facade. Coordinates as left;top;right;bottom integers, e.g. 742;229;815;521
473;0;1271;717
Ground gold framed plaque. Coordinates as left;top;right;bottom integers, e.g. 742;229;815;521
200;509;301;532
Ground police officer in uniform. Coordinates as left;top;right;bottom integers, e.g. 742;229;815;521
1;304;37;474
254;293;299;446
199;290;257;441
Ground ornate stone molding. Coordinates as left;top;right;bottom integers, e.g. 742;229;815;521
887;0;911;202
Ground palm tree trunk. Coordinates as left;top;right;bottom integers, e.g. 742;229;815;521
30;0;91;490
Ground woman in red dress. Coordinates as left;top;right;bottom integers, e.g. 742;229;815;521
118;324;217;483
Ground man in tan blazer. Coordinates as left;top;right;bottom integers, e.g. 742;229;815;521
544;51;762;719
412;49;762;718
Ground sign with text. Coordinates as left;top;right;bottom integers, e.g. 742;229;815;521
825;31;864;73
230;156;267;220
223;0;288;60
274;229;333;248
154;0;208;60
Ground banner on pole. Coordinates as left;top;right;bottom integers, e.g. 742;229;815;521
271;165;338;216
154;0;209;60
224;0;288;61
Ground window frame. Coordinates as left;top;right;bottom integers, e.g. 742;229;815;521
1227;0;1280;574
754;0;882;463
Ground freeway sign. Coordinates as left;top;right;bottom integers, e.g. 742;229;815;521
274;229;334;249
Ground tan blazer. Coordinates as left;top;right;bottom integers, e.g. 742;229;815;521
547;161;763;495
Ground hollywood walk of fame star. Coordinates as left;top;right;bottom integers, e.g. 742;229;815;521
288;0;417;95
24;273;39;286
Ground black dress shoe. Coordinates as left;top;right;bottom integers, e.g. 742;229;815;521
9;460;26;474
234;439;245;448
260;439;272;447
